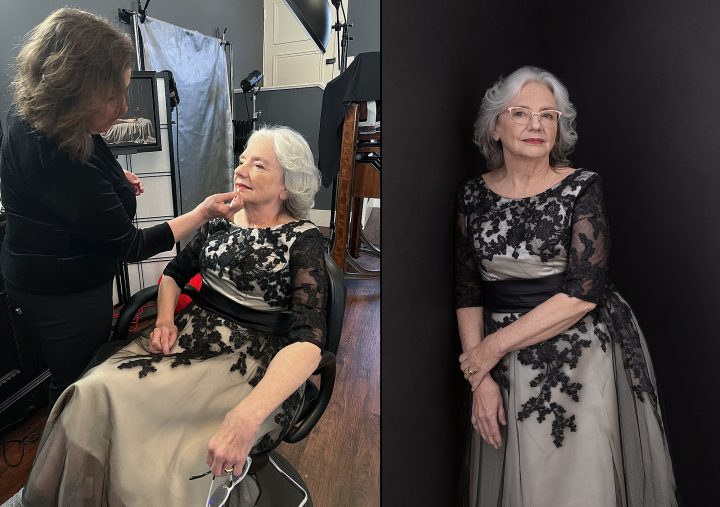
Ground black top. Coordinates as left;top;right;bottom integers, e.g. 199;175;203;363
162;219;327;349
454;169;610;311
0;110;175;294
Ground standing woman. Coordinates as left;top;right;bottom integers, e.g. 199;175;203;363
0;8;241;405
455;66;678;505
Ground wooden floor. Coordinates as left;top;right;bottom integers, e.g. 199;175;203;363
278;278;380;507
0;218;380;506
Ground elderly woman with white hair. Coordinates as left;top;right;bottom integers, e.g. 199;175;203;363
455;66;678;506
20;126;327;506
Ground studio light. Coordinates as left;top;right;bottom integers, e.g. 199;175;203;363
240;70;263;93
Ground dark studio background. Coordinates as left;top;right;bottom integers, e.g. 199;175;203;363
382;1;720;505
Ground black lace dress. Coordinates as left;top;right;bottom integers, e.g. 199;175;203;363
455;170;677;507
22;219;327;507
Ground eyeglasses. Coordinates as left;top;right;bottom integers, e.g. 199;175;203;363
189;455;252;507
504;107;562;127
1;432;40;467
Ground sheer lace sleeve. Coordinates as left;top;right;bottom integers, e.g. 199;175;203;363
454;182;484;309
561;174;610;304
162;221;212;287
288;228;327;349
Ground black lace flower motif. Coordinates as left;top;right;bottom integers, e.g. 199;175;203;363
456;170;665;447
488;313;591;448
115;221;327;448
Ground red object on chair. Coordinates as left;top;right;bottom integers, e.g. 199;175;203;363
157;274;202;314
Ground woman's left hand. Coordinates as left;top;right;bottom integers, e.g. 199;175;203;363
459;335;504;391
206;408;261;477
123;170;144;196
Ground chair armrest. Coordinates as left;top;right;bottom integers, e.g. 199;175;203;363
284;350;336;443
111;284;202;342
111;285;159;341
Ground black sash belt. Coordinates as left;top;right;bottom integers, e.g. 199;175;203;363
482;273;565;312
189;284;292;336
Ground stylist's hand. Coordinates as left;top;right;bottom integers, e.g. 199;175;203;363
123;170;144;196
149;319;178;355
207;407;260;477
197;191;244;221
459;335;504;391
472;375;506;449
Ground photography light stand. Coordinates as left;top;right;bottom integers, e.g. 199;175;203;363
327;1;352;249
331;0;352;74
118;0;151;71
250;87;262;131
240;70;264;131
216;27;234;118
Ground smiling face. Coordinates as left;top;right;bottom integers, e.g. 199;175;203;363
233;134;288;210
492;80;559;164
89;67;131;134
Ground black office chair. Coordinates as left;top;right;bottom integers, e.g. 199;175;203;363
89;253;346;506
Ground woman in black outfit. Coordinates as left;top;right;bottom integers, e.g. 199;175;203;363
0;8;242;405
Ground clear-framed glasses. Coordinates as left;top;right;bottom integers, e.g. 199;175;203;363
504;107;562;127
1;432;40;467
189;455;252;507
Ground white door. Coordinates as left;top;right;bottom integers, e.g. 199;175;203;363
263;0;349;88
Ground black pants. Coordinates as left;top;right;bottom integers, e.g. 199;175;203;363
5;280;113;406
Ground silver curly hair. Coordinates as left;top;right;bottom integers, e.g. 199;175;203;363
473;66;578;170
248;126;320;219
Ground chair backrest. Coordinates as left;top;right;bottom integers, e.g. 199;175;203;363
323;253;346;356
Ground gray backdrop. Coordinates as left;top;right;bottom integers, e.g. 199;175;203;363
140;16;234;213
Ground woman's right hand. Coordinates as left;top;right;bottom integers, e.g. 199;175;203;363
149;320;178;355
472;375;506;450
198;191;244;221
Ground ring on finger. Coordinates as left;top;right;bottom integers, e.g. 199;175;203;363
224;466;234;474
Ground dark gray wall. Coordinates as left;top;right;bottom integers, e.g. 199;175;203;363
383;0;720;505
0;0;263;122
348;0;380;57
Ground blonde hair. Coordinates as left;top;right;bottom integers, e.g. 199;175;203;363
11;8;135;161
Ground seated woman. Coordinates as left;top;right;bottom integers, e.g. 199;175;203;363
20;126;327;506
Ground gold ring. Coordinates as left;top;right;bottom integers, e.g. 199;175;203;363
465;367;476;375
224;467;234;474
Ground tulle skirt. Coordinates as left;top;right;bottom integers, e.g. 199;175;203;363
22;303;301;507
461;291;678;507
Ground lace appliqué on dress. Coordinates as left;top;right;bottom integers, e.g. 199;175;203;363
117;222;326;378
457;172;661;447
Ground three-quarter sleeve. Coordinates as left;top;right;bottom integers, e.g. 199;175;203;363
162;222;210;287
561;175;610;303
288;228;327;349
454;182;484;309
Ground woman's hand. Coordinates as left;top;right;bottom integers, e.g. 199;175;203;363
206;408;261;477
149;320;178;355
123;170;144;196
471;376;506;449
198;191;244;222
459;334;504;391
